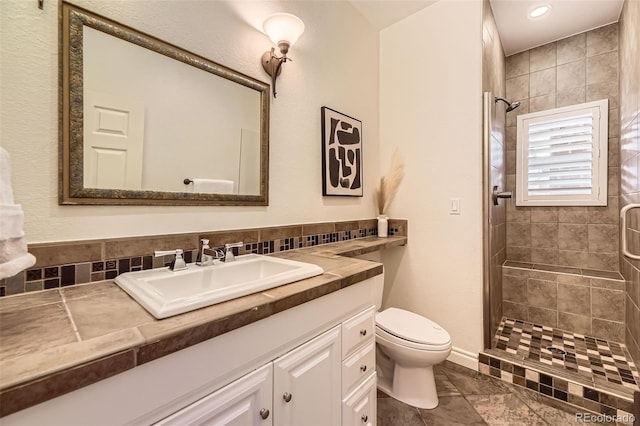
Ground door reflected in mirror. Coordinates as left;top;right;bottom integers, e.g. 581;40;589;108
61;2;269;205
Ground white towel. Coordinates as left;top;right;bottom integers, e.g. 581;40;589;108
192;178;235;194
0;147;36;279
1;147;15;205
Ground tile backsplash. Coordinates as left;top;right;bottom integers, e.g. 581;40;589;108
0;219;407;297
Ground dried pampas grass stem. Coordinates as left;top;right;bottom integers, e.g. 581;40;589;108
376;149;404;215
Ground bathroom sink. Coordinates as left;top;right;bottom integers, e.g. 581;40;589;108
115;254;324;319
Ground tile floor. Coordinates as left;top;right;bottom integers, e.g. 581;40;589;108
377;361;636;425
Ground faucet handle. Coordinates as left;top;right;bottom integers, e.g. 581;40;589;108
154;249;184;257
224;242;243;262
224;242;243;249
200;239;210;248
154;249;187;271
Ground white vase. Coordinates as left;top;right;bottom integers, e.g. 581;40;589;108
377;215;389;237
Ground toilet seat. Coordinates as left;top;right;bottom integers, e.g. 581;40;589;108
376;308;451;350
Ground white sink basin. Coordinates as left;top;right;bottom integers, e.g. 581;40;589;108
115;254;324;319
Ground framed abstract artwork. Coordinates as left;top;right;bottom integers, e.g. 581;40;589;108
321;107;363;196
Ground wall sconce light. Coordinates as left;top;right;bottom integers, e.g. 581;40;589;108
261;13;305;98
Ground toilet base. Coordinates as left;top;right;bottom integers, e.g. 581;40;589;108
378;363;439;409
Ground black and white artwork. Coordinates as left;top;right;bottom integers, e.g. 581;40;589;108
321;107;363;196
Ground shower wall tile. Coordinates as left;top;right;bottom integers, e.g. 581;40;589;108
556;33;586;65
557;283;591;316
527;278;557;308
529;93;556;113
529;43;556;72
506;74;529;100
505;51;529;78
587;196;618;224
586;51;618;85
530;223;558;248
586;23;618;57
587;252;619;272
587;224;618;252
587;81;619;109
558;250;589;268
530;207;558;223
558;311;591;335
506;24;619;275
529;68;556;97
528;306;557;327
591;287;625;322
557;224;588;250
502;264;625;338
556;86;586;108
557;60;586;92
530;248;558;265
592;318;625;343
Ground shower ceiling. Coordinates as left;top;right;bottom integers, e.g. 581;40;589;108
487;0;623;55
349;0;624;56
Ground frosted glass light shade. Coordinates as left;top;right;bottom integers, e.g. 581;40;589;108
263;13;305;46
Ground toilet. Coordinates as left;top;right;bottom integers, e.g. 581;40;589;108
375;307;452;409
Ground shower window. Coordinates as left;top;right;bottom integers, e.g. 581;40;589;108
515;99;609;206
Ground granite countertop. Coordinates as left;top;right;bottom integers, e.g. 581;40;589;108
0;236;406;417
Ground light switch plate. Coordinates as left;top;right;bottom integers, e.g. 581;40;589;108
450;198;461;215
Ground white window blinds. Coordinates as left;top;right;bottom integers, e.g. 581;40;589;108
516;99;608;206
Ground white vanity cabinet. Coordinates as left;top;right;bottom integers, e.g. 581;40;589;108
341;305;377;426
155;363;273;426
156;326;342;426
3;275;383;426
273;326;342;425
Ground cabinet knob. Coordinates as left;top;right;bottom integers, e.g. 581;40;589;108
283;392;293;403
360;364;367;372
360;329;367;336
361;414;368;423
259;408;270;420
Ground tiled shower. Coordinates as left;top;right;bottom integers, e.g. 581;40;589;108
482;0;639;418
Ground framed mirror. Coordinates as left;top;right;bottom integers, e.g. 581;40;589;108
60;3;270;205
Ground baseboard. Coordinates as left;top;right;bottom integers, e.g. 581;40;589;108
446;346;478;371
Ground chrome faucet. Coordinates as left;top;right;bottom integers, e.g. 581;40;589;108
154;249;188;272
196;239;224;266
224;242;243;262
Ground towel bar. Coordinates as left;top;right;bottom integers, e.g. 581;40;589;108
620;203;640;260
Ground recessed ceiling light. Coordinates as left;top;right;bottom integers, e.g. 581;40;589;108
529;4;551;18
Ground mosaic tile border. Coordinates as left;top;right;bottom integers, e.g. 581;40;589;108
0;220;405;297
479;353;636;421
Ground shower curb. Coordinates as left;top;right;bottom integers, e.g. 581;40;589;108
479;351;636;424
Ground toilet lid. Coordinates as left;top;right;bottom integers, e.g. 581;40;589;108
376;308;451;346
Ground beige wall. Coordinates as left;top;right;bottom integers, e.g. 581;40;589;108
0;0;380;243
482;0;507;343
504;25;621;272
380;0;484;369
618;0;640;364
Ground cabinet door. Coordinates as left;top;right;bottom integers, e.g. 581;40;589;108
342;373;377;426
154;363;273;426
273;326;341;426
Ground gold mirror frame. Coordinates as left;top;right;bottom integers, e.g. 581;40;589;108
60;3;270;205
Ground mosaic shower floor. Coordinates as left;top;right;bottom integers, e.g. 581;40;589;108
494;317;640;393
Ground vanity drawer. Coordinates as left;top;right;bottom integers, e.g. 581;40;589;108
342;341;376;397
342;305;375;358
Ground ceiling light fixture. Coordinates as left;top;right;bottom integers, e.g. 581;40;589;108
261;13;305;98
529;4;551;18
